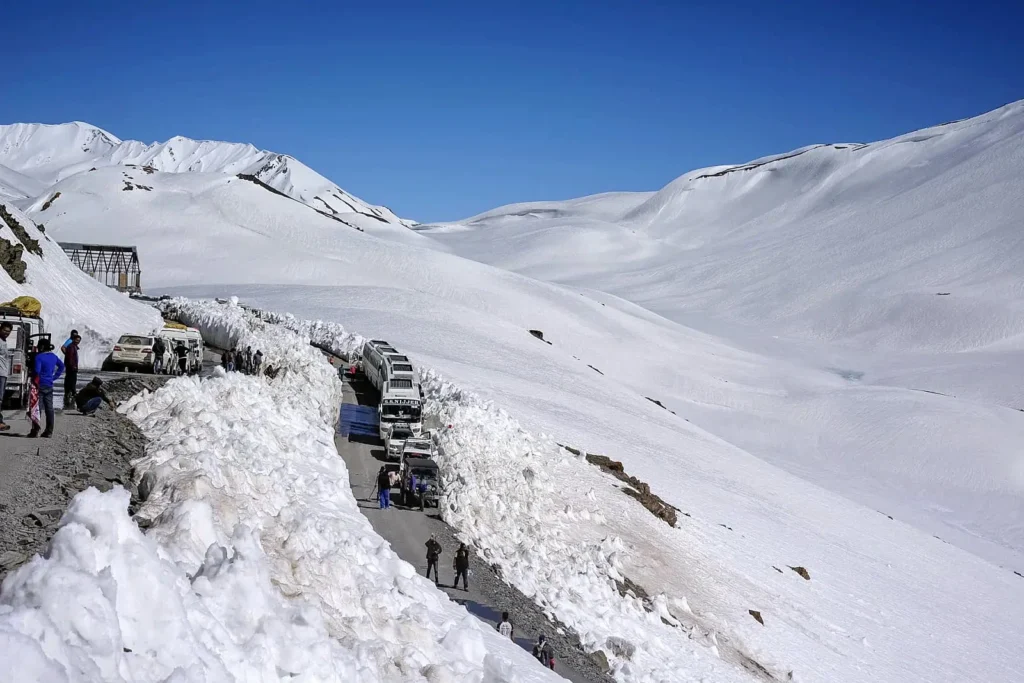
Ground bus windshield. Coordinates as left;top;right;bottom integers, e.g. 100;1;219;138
381;403;421;421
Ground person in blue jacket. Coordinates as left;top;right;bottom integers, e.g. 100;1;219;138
33;339;64;438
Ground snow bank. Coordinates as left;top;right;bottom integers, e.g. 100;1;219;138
258;306;748;683
0;297;557;682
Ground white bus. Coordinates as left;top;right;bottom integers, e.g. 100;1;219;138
379;378;423;440
361;340;397;392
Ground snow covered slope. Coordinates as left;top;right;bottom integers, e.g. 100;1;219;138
8;102;1024;682
422;101;1024;355
0;201;160;366
0;122;412;229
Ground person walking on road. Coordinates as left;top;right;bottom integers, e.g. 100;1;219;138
0;322;13;431
63;334;81;409
34;340;64;438
532;634;555;670
377;466;392;509
76;377;115;416
175;341;189;375
425;534;442;584
453;542;470;591
152;336;166;374
497;612;514;640
253;349;263;375
221;349;232;372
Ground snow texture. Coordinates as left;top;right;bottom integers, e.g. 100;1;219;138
0;297;559;683
4;101;1024;683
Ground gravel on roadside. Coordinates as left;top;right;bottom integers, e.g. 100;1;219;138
0;376;167;580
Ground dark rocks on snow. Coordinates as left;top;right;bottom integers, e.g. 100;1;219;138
528;329;552;345
644;396;677;415
789;565;811;581
584;452;679;527
749;610;765;625
40;192;61;212
0;202;43;258
0;237;27;283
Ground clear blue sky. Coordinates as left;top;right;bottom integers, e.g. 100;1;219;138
3;0;1021;222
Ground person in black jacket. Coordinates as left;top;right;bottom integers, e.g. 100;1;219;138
152;336;166;374
425;535;442;584
453;542;470;591
376;466;392;509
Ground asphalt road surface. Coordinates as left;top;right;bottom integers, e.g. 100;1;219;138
334;374;612;683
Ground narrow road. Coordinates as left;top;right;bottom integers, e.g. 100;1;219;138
334;374;612;683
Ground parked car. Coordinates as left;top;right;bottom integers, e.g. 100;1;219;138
399;437;435;473
111;334;159;371
401;458;440;510
385;423;415;460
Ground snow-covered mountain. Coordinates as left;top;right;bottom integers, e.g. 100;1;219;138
0;122;411;227
3;103;1023;683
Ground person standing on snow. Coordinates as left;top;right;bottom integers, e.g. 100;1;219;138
377;466;392;509
532;635;555;670
63;334;81;409
244;346;253;375
0;322;12;431
152;336;166;374
453;542;470;591
497;612;514;640
425;534;442;584
253;349;263;375
34;340;64;438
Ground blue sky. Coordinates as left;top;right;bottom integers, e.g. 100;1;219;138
3;0;1021;222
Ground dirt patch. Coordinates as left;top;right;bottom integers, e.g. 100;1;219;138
644;396;677;415
40;192;62;212
0;376;167;580
789;565;810;580
0;203;43;257
749;610;764;625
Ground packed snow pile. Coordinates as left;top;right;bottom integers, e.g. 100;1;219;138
0;122;410;227
0;297;559;682
0;201;159;366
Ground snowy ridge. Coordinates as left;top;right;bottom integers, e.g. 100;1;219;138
0;297;559;682
0;122;410;227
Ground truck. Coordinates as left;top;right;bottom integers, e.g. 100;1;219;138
400;458;440;510
0;306;45;408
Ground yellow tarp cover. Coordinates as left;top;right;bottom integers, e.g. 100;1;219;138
163;319;188;330
0;296;42;317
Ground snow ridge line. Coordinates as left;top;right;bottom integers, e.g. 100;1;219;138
256;302;752;682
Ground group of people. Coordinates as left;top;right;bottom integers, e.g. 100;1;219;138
0;326;113;438
424;534;471;591
221;345;263;375
422;535;556;669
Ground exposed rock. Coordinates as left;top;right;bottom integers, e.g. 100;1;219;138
0;236;27;283
789;565;811;580
0;203;43;256
0;550;27;571
644;396;677;415
587;364;604;375
528;329;552;345
772;566;783;573
588;649;611;673
749;610;764;625
584;452;678;527
40;192;62;211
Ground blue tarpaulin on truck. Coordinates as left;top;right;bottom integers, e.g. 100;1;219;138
339;404;379;437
